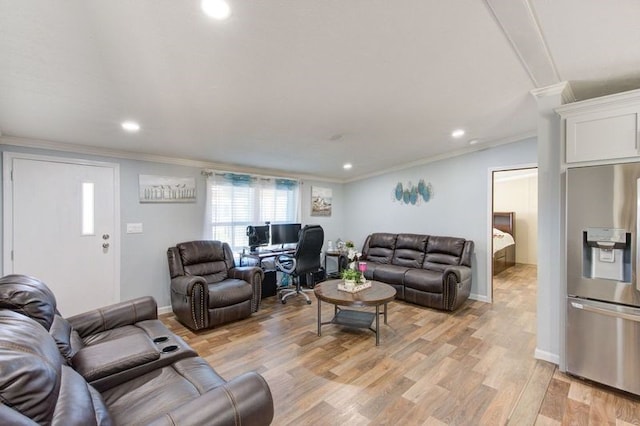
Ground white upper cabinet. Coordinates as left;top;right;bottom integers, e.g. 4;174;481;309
557;89;640;164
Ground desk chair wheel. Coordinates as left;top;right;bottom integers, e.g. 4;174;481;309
306;300;312;305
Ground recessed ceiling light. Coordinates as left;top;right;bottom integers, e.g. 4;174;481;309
121;121;140;132
451;129;465;138
468;139;480;145
343;163;353;170
201;0;231;20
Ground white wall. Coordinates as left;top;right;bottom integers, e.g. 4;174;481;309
0;143;344;310
494;168;538;264
0;137;537;307
343;137;537;301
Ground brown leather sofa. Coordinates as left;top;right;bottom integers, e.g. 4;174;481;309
168;240;264;330
360;233;474;311
0;274;274;425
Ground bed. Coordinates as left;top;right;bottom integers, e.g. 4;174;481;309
493;211;516;275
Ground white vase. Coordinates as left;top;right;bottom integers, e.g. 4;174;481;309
344;279;356;291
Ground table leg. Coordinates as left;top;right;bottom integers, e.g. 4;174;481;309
375;305;380;346
384;302;388;325
317;298;322;337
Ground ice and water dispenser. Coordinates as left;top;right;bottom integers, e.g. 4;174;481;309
582;228;632;282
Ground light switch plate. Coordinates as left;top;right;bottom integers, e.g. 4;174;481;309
126;223;143;234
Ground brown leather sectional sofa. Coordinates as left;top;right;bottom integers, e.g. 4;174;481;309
360;233;474;311
0;274;274;425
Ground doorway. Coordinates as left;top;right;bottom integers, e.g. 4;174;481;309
488;165;538;300
3;152;120;315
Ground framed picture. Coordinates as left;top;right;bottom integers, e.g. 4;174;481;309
139;175;196;203
311;186;332;216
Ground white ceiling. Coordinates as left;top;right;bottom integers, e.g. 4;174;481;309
1;1;639;181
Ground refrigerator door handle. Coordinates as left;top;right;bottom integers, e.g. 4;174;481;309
571;301;640;323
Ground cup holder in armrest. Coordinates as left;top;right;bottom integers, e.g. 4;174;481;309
153;336;169;344
161;345;179;353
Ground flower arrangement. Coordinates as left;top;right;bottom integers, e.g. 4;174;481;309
337;240;368;288
341;246;367;286
339;257;370;292
345;242;360;267
341;268;363;283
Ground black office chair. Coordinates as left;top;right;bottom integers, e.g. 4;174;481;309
275;225;324;304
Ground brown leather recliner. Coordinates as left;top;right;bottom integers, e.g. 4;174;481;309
0;274;274;425
168;240;264;330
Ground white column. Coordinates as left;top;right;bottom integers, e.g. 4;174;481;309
531;82;574;366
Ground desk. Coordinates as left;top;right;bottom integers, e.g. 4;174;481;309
239;248;295;269
324;250;347;279
240;249;296;298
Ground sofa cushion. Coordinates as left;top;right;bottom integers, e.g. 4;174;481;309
372;264;409;285
54;365;113;426
0;309;111;425
101;357;226;425
0;310;64;422
207;279;253;308
50;313;84;363
178;241;230;284
392;234;428;268
364;233;397;264
423;236;466;271
404;269;444;294
0;274;58;331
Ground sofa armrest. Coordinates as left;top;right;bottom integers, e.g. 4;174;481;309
171;275;206;296
71;333;160;382
443;265;472;311
443;265;471;283
146;372;274;426
229;266;264;313
171;275;207;330
67;296;158;338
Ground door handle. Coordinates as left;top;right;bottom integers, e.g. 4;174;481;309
102;243;110;249
572;301;640;323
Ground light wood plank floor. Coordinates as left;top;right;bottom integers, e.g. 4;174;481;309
161;264;640;425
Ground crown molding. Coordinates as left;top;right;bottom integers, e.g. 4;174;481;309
531;81;575;104
555;87;640;116
0;135;342;184
1;131;539;186
343;130;537;183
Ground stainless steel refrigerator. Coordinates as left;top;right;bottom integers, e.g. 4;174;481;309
566;163;640;395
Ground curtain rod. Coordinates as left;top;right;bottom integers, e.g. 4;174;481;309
201;169;301;182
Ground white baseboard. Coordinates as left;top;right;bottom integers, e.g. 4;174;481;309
158;305;172;315
469;293;490;303
535;348;559;365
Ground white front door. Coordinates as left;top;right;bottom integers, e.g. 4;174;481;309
3;153;120;316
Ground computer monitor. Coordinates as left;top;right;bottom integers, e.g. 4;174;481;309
270;223;302;246
247;225;270;251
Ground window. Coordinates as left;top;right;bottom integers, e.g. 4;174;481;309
205;172;300;250
81;182;94;235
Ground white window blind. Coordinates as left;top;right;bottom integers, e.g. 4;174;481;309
205;172;300;251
